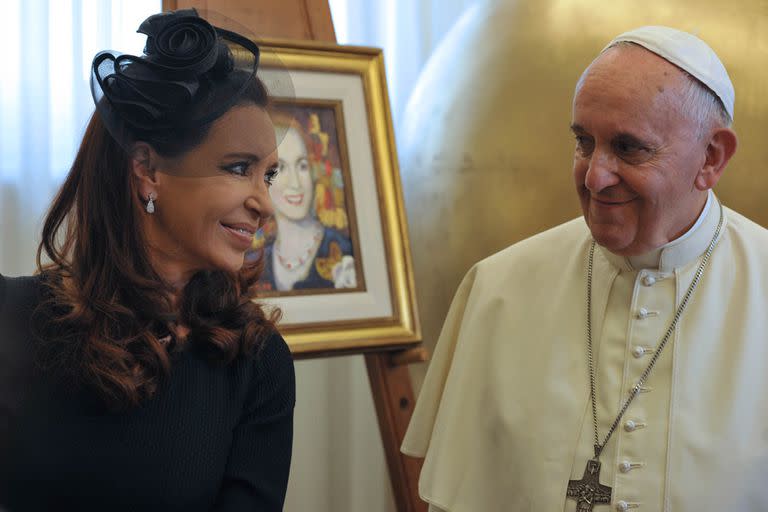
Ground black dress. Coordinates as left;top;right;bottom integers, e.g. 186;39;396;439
0;274;295;512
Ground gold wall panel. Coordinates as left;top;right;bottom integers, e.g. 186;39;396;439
399;0;768;388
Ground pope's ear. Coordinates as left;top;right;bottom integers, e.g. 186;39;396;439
695;127;737;191
130;142;160;181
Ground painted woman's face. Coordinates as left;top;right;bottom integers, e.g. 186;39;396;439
270;126;313;221
143;104;278;277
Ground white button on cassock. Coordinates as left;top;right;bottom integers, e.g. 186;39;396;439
632;346;646;358
616;501;629;512
641;274;656;286
624;420;637;432
618;461;643;473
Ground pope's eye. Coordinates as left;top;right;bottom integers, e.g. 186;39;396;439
613;138;654;164
615;141;641;153
575;135;594;155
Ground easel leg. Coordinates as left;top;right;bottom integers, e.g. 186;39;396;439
365;352;427;512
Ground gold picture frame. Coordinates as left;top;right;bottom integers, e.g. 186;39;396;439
238;39;421;356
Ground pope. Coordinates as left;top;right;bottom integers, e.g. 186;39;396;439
402;26;768;512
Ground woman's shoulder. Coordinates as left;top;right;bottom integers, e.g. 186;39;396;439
217;328;293;379
232;328;295;414
0;273;44;321
0;273;43;295
0;275;46;381
252;330;294;376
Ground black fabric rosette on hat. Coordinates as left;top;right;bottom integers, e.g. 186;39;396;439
90;9;291;156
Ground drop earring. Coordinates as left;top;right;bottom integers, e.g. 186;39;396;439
146;192;156;214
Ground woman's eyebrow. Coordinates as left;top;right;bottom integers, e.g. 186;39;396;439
222;152;261;161
223;152;280;170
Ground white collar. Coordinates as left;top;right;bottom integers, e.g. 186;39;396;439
598;190;725;273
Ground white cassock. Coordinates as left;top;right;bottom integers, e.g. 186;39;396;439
402;191;768;511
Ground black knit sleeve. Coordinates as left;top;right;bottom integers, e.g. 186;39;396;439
211;331;296;511
0;274;6;320
0;274;42;502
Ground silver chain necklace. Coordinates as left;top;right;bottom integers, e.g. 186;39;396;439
566;203;724;511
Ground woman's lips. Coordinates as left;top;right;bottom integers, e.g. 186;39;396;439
283;193;304;205
220;223;255;250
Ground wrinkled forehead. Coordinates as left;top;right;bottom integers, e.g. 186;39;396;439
572;44;690;128
576;43;688;98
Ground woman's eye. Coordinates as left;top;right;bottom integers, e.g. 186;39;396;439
223;161;251;176
265;167;279;186
297;158;310;173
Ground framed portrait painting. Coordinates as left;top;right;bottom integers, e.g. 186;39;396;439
237;40;421;355
253;98;364;297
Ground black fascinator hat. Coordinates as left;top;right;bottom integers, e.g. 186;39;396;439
91;9;291;157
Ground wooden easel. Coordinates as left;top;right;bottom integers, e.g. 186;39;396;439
364;346;429;512
162;1;428;511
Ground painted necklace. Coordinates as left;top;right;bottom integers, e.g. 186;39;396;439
275;224;324;271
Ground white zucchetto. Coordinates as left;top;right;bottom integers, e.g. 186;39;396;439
604;25;735;121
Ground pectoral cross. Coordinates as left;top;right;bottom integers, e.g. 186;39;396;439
566;459;612;512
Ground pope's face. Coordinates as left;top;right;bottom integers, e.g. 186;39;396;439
271;126;313;221
571;45;710;256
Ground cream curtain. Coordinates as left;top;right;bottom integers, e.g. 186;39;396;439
0;0;159;276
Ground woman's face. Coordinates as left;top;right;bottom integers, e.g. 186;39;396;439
270;126;313;221
142;104;278;278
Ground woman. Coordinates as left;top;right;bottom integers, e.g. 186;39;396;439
259;112;357;292
0;9;294;512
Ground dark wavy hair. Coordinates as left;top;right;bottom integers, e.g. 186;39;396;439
34;73;280;411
